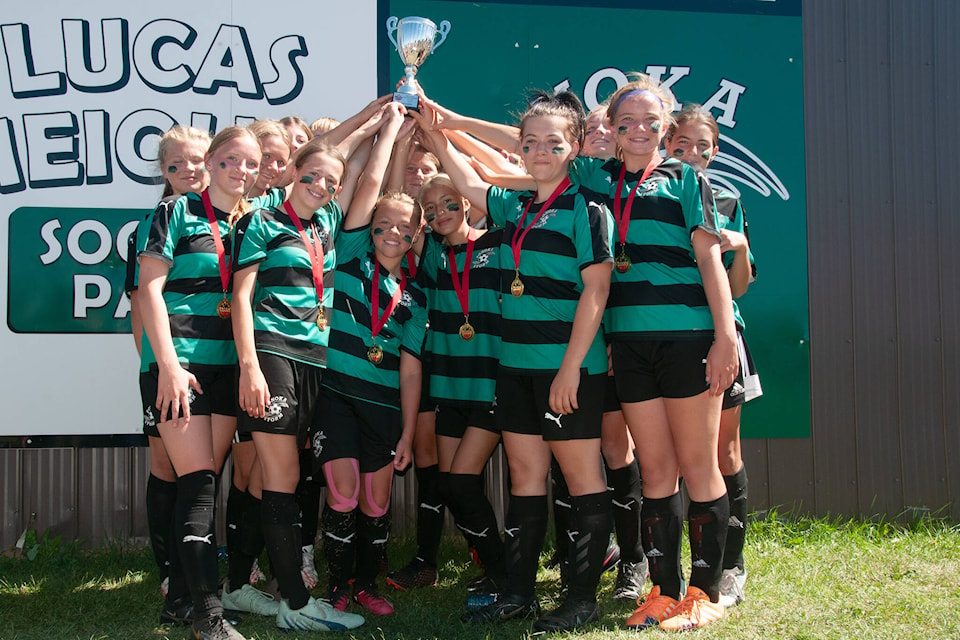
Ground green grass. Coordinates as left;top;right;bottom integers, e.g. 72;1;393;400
1;515;959;639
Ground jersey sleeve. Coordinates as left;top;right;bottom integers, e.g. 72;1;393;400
681;164;721;239
234;210;267;269
141;197;184;265
575;191;615;270
485;186;511;228
336;224;373;261
248;187;285;210
568;156;608;192
417;232;442;293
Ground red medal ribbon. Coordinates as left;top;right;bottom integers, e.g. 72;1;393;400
283;201;325;309
448;237;476;322
201;189;231;295
614;156;662;249
405;249;418;278
510;177;571;273
371;257;407;342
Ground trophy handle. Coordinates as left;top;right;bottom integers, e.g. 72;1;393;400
433;20;451;50
386;16;399;50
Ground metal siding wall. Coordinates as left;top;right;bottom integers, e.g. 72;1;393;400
20;449;76;542
934;1;960;521
1;450;21;548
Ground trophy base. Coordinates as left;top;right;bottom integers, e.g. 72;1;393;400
393;91;420;111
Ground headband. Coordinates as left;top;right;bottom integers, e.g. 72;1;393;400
612;89;664;116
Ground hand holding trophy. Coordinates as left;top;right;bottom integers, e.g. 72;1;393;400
386;16;451;110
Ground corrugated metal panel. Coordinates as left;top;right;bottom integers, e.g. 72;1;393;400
934;0;960;522
77;448;133;543
1;449;21;549
21;449;76;542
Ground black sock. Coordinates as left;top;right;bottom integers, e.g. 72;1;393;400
606;458;643;563
225;483;244;564
414;465;444;566
146;474;177;582
641;492;684;600
503;494;548;600
262;490;308;609
322;506;356;590
227;492;263;589
296;449;323;547
550;458;571;561
175;470;221;617
447;473;505;580
356;510;391;589
688;495;729;602
723;466;748;571
565;491;614;603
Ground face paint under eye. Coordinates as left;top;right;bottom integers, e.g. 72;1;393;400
701;149;712;160
673;149;685;158
326;185;336;195
402;235;413;244
618;126;628;135
445;202;460;212
299;175;314;184
650;121;661;132
522;146;530;154
198;166;206;172
551;146;565;155
167;165;178;173
425;213;436;222
373;228;385;236
219;162;227;169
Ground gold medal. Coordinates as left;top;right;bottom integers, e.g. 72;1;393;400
459;321;475;341
511;272;524;297
316;308;328;331
216;297;231;320
614;251;632;273
367;344;384;365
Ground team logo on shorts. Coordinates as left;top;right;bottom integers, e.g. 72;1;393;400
143;407;156;428
264;395;290;423
186;388;197;405
312;430;326;455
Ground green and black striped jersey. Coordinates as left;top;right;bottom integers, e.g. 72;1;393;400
233;200;343;367
249;187;285;211
714;187;756;330
139;191;237;369
322;226;428;410
572;156;722;339
486;184;613;376
419;228;502;406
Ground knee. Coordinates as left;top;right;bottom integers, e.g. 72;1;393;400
324;461;359;512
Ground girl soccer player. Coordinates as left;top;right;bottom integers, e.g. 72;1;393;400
138;125;262;640
664;104;762;608
414;90;615;633
314;102;428;617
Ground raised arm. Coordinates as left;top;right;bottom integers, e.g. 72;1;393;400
317;95;392;156
410;109;490;212
419;92;521;153
344;102;407;230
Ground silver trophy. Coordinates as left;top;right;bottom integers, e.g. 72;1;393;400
386;16;450;110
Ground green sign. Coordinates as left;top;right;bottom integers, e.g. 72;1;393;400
7;207;148;333
383;0;808;438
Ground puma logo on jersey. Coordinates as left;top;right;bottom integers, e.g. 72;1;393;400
363;259;375;278
325;531;355;544
182;534;213;545
420;502;442;514
457;524;490;539
544;412;563;428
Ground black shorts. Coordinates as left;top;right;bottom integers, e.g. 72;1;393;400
603;375;621;414
435;403;498;439
495;370;605;441
237;352;324;448
140;363;238;437
612;336;714;403
419;356;435;414
722;332;763;410
313;387;401;473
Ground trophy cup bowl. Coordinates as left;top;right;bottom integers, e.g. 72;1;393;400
386;16;450;110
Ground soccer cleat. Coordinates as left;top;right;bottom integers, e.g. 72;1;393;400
353;586;395;615
601;540;621;573
300;545;319;589
192;614;246;640
658;586;725;631
624;585;680;630
385;556;438;590
249;559;265;585
534;598;600;633
718;567;747;607
613;558;649;601
220;583;280;616
461;593;540;623
276;596;365;631
328;584;351;611
465;591;499;612
159;596;194;626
